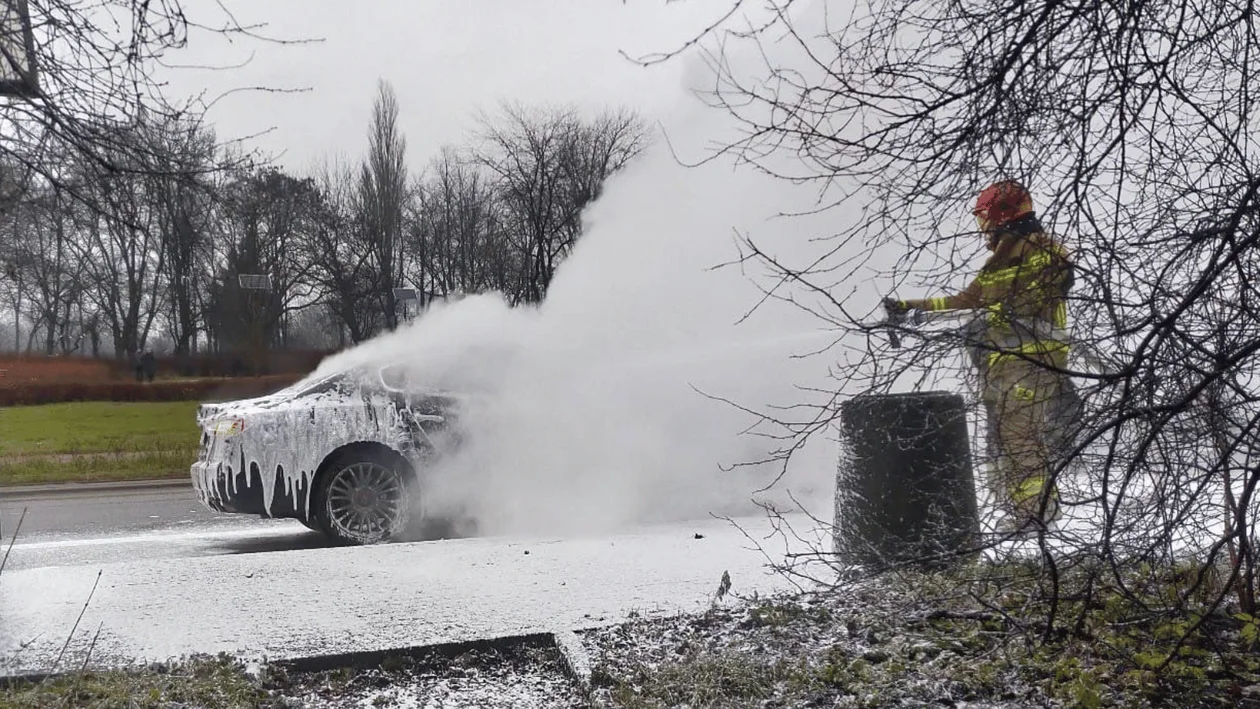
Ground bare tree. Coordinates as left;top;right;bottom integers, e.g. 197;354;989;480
284;302;344;350
357;80;409;331
559;107;651;225
0;0;292;197
0;117;236;358
648;0;1260;650
0;0;303;354
148;118;218;357
0;221;29;350
205;167;321;354
305;158;383;345
410;146;505;302
3;177;86;354
472;103;650;304
28;184;86;353
73;128;168;361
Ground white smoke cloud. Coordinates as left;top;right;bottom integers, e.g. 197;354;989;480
309;9;882;538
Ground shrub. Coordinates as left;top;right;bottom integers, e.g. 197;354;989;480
106;349;333;378
0;375;302;406
0;350;333;388
0;355;114;386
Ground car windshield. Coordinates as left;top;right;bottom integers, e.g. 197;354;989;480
288;370;358;398
283;366;418;399
290;349;517;399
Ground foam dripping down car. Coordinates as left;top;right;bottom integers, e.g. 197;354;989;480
191;362;465;545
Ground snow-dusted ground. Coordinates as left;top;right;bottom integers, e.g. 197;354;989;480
264;583;1059;708
275;642;583;709
0;513;821;678
577;588;1052;709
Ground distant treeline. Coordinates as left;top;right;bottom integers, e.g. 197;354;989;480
0;80;651;360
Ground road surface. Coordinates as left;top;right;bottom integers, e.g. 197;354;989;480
1;483;220;539
0;508;825;677
0;482;833;677
0;483;322;572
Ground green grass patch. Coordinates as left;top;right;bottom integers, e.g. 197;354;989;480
0;401;199;456
0;448;197;486
0;655;267;709
607;652;805;709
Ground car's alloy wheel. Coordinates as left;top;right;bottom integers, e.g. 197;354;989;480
317;455;412;545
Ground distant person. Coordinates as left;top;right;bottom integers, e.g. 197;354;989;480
885;180;1075;533
140;350;156;383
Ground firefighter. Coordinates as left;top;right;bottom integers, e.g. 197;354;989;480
885;180;1074;532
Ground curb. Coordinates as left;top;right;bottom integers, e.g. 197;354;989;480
0;478;191;499
270;632;559;674
552;629;592;689
1;630;594;691
270;630;594;690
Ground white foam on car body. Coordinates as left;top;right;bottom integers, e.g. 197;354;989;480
194;373;447;519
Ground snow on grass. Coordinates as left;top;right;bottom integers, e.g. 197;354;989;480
8;575;1259;708
579;577;1260;709
580;586;1044;708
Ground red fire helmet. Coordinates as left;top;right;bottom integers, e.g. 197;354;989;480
973;180;1034;228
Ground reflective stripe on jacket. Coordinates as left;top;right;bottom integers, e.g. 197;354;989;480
906;230;1073;364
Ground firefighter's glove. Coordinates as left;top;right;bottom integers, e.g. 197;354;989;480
882;297;909;325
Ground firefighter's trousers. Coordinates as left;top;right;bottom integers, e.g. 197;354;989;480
981;354;1064;521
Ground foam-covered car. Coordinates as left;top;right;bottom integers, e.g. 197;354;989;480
190;363;464;545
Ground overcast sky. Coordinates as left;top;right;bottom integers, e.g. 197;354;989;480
163;0;743;173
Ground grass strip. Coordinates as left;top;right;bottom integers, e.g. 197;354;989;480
0;449;197;487
0;401;199;457
0;655;267;709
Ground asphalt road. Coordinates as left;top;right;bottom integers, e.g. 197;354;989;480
0;483;324;572
2;511;818;676
0;481;830;678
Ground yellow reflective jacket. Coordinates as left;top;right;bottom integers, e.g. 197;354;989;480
905;230;1072;366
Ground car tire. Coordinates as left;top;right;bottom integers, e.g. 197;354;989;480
312;448;415;545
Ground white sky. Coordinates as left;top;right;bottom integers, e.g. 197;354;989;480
163;0;744;172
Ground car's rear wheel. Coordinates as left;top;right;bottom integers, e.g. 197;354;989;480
313;450;414;545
